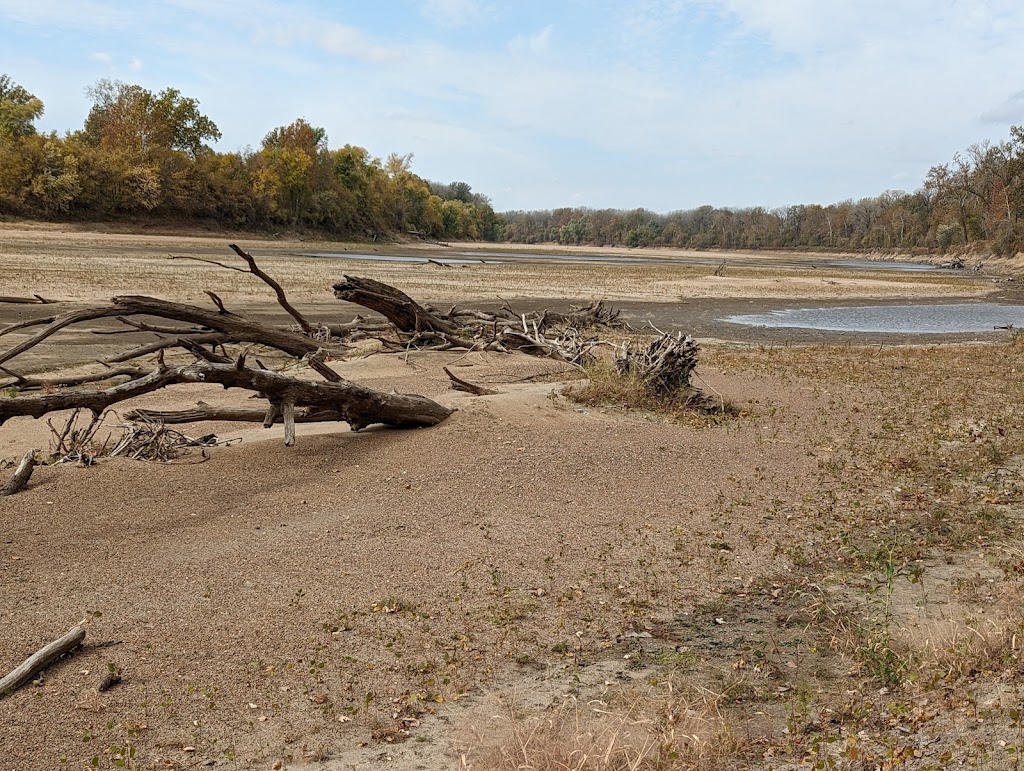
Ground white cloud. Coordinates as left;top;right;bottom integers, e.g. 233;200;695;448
91;51;113;63
981;90;1024;124
420;0;486;28
0;0;132;29
259;21;400;64
508;25;553;56
129;56;143;71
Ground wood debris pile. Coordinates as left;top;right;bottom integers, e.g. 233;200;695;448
616;332;700;395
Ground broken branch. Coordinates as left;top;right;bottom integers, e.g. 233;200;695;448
0;624;86;697
0;449;37;496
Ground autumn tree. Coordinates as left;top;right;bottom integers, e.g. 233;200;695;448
0;75;44;138
71;80;221;215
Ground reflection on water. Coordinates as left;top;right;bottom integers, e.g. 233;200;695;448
726;304;1024;334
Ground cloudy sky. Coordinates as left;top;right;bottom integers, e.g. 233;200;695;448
3;0;1024;212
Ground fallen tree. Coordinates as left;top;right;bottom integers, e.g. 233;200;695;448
333;276;627;363
0;247;651;458
0;247;455;450
0;360;452;442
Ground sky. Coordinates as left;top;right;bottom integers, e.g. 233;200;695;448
3;0;1024;213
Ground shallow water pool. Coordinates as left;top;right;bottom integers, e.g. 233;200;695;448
725;303;1024;334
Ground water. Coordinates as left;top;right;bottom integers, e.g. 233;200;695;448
726;303;1024;334
298;252;498;265
299;250;941;272
828;259;940;273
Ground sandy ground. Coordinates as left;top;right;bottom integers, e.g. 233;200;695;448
1;228;1022;769
0;224;1000;306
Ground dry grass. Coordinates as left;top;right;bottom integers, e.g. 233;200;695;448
569;358;737;424
460;681;744;771
915;604;1024;681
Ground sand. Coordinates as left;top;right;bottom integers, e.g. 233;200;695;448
0;228;1020;769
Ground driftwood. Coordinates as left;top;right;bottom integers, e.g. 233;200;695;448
443;367;499;396
0;361;452;442
103;332;231;364
171;244;314;335
0;449;36;496
0;366;151;392
0;248;455;447
0;294;57;304
617;332;700;393
333;276;461;335
0;250;649;454
0;624;86;697
333;277;624;364
0;296;334;368
125;403;344;425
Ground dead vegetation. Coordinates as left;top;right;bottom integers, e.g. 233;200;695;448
0;244;697;475
460;681;742;770
570;333;732;421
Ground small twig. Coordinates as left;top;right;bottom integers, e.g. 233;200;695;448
170;254;249;273
228;244;313;335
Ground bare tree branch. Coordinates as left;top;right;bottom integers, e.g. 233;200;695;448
0;366;151;391
228;244;313;334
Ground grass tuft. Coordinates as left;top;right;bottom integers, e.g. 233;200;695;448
569;358;737;423
460;680;744;771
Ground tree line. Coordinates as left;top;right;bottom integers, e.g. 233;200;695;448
504;128;1024;256
2;74;1022;255
0;75;498;240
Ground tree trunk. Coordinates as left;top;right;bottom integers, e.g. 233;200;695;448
0;362;452;435
332;276;461;335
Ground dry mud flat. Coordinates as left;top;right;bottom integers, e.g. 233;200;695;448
1;229;1023;769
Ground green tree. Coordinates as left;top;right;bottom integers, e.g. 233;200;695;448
83;80;220;156
0;74;44;138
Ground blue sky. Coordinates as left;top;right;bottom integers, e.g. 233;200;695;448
3;0;1024;212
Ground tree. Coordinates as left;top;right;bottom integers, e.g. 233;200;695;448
256;118;330;227
0;75;43;138
83;80;220;157
262;118;326;154
28;135;81;214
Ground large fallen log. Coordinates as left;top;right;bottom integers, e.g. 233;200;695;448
125;403;343;425
0;361;452;441
0;247;461;454
0;624;86;697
